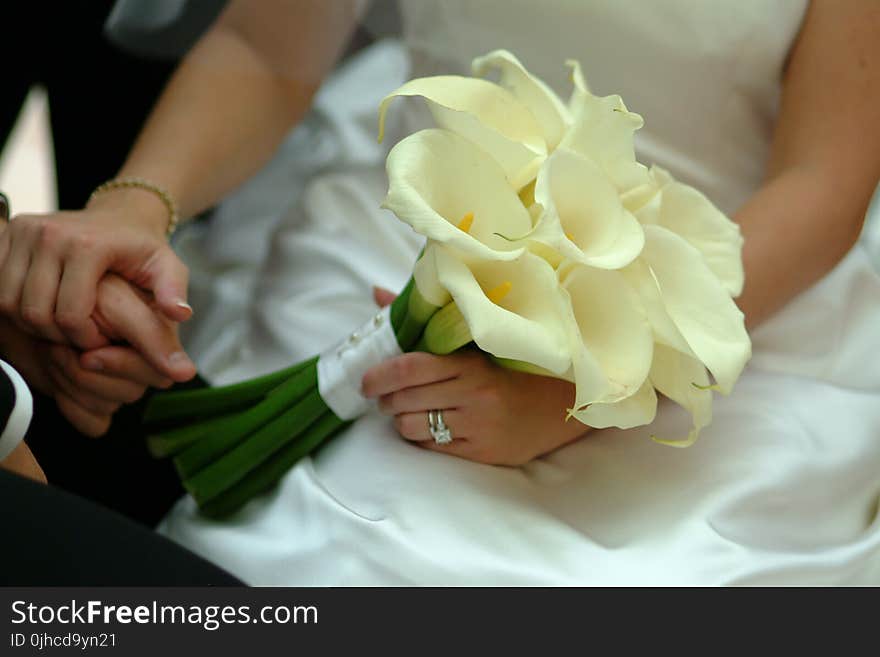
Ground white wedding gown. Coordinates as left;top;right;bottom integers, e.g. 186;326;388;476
160;0;880;585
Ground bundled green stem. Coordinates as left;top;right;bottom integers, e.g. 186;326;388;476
200;414;351;519
144;358;314;425
185;388;330;505
143;277;440;518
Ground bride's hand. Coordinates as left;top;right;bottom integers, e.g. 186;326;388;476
362;349;590;466
0;196;192;350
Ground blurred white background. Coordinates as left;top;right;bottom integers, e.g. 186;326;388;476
0;87;57;215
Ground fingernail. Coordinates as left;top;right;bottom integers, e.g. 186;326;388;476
82;356;103;371
176;301;194;314
168;351;193;369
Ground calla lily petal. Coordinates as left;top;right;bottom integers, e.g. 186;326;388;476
559;86;649;191
434;247;572;375
649;167;744;297
620;181;662;224
561;263;654;403
620;259;694;356
382;129;532;260
641;225;750;394
378;76;546;188
648;344;712;447
532;148;644;269
472;49;571;149
570;378;658;429
565;59;590;100
413;243;452;308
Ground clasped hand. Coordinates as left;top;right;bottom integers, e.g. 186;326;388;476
0;209;197;437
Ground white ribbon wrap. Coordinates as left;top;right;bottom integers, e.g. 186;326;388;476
317;306;402;420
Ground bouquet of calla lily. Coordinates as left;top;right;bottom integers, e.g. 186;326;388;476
144;50;751;518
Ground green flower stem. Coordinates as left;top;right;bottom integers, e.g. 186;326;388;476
144;357;317;424
407;282;440;325
388;276;439;350
389;277;414;333
199;412;350;519
184;388;329;505
172;362;318;480
147;411;242;458
413;302;473;354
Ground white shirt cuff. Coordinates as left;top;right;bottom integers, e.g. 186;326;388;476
0;359;33;461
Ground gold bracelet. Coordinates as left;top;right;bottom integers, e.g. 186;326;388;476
89;177;180;238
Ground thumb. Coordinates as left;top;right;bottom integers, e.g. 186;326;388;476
144;247;193;322
373;286;398;308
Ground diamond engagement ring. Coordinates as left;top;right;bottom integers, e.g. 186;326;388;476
427;409;453;445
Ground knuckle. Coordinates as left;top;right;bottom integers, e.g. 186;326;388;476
391;356;413;381
20;305;51;328
36;220;63;249
69;231;96;253
377;393;394;415
411;351;436;370
477;384;502;406
11;214;37;235
55;309;84;331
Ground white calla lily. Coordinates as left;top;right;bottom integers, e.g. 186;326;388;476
640;224;750;394
382;129;532;260
432;246;572;375
472;49;571;149
648;344;713;447
570;378;658;429
378;76;546;188
560;263;654;407
531;148;645;269
559;73;649;191
636;167;744;297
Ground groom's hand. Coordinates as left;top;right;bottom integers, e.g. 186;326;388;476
0;273;196;437
0;206;192;350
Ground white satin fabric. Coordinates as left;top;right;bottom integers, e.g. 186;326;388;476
161;0;880;585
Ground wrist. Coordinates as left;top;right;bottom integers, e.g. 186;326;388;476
86;179;179;239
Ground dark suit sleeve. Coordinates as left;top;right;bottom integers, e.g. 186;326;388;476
0;468;244;585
